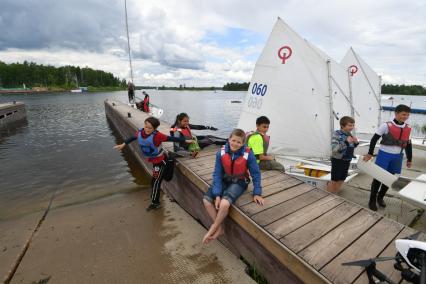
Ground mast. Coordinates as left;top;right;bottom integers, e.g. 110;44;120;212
378;75;382;127
327;59;334;150
124;0;134;83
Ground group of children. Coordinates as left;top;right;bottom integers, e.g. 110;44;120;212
114;103;414;245
328;104;413;212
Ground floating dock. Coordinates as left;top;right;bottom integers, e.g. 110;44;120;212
0;102;26;128
105;100;424;284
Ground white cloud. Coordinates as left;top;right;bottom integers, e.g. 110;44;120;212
0;0;425;86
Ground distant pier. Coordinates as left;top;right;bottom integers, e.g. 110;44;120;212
0;102;26;128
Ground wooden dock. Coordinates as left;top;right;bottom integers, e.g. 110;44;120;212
0;102;26;127
105;100;423;284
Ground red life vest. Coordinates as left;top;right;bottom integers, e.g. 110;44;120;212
220;146;251;181
170;126;192;139
380;121;411;148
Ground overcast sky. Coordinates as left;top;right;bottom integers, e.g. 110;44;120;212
0;0;425;86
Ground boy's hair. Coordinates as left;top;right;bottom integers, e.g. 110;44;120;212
256;116;270;125
229;128;246;142
395;104;411;113
145;116;160;129
340;116;355;127
173;112;189;127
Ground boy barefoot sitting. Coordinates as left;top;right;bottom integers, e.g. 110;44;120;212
202;129;264;244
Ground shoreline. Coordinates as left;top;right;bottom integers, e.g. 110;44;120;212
1;189;254;283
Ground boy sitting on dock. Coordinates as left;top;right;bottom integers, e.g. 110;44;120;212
327;116;359;193
246;116;284;171
114;116;193;211
363;104;412;211
202;129;264;244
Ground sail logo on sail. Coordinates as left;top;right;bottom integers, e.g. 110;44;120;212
277;45;292;64
349;65;358;76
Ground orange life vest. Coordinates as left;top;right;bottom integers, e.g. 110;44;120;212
380;122;411;148
170;126;192;139
220;146;251;181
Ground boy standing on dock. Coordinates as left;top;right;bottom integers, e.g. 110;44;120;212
246;116;285;171
327;116;358;193
114;116;193;211
202;129;264;244
363;104;412;211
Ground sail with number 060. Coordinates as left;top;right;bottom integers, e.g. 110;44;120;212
238;18;352;159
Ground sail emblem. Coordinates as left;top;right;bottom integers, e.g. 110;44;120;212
277;46;292;64
349;65;358;76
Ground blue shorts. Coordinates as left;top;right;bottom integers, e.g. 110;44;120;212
375;150;403;174
204;182;247;204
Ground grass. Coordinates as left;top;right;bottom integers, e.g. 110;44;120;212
240;256;269;284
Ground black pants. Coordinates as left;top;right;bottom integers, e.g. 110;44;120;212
369;179;389;202
151;160;167;205
128;90;135;102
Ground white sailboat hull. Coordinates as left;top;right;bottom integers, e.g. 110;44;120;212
412;138;426;151
276;155;358;190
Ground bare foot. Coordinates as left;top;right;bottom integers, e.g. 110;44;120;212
202;226;218;245
210;226;224;240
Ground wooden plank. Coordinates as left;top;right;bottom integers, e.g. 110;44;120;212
180;151;217;165
320;218;404;284
252;190;329;226
299;209;381;270
191;164;216;175
235;179;305;208
281;202;361;253
229;207;331;284
353;226;418;284
265;195;344;239
240;184;315;216
261;173;293;187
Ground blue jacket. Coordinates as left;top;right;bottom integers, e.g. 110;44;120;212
211;143;262;197
331;130;358;161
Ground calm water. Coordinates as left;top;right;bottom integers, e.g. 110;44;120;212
0;90;245;220
0;91;424;220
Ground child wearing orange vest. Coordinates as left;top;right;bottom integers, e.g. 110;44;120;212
363;104;412;211
170;112;224;157
202;129;263;245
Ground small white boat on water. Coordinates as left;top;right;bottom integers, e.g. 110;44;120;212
70;87;88;93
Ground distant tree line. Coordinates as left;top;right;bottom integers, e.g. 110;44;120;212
0;61;126;89
381;84;426;96
223;82;249;91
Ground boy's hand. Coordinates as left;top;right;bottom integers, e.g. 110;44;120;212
407;161;412;168
215;196;221;210
253;195;264;205
346;136;354;143
363;154;373;162
113;143;125;151
352;137;359;143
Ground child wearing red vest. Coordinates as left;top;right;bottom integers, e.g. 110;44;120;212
170;112;224;158
114;116;192;211
363;104;412;211
202;128;263;245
